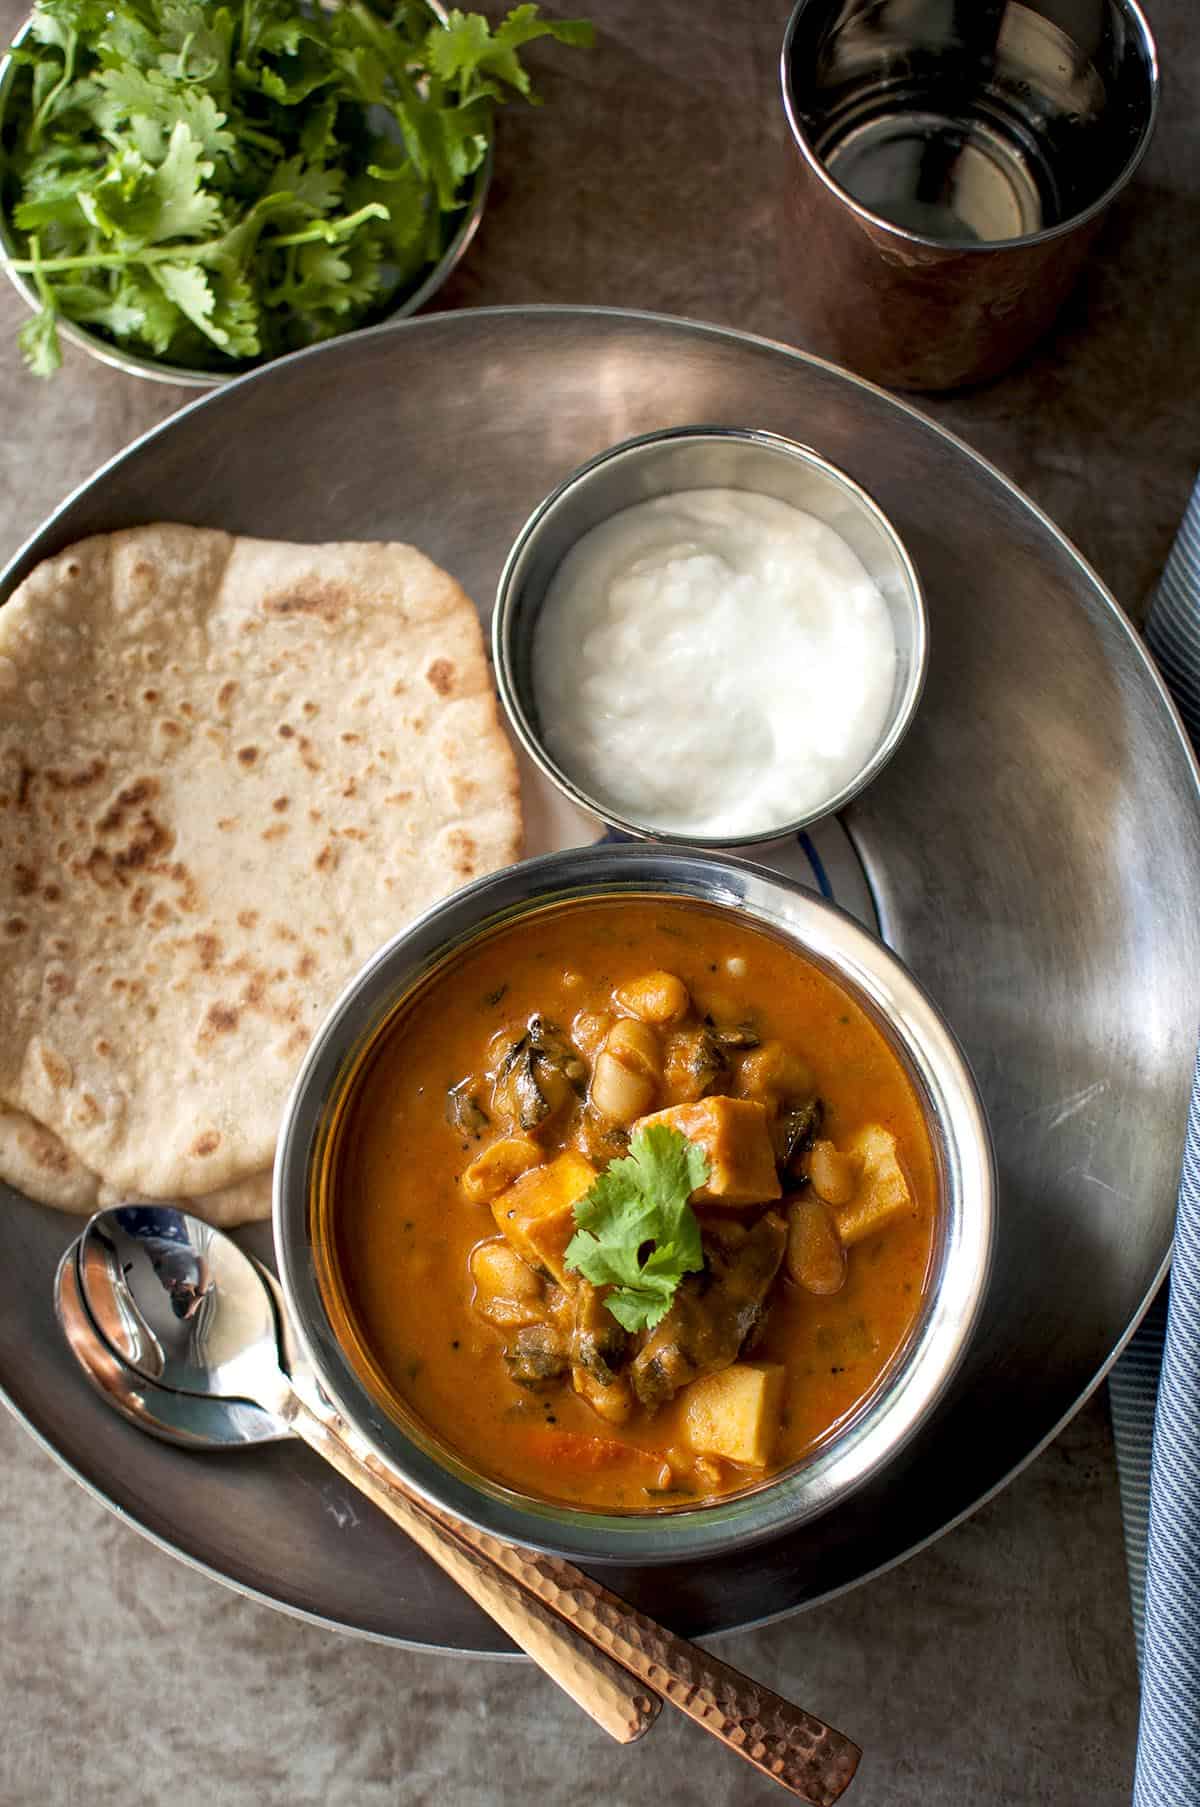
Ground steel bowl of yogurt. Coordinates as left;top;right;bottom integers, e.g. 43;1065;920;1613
493;426;928;846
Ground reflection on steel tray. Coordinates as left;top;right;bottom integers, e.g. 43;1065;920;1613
1;306;1198;1652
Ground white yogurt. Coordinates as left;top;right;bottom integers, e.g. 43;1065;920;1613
531;488;898;839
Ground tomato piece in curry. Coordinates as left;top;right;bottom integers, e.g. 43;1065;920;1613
327;899;937;1512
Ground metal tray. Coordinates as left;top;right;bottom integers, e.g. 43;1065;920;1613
3;306;1198;1652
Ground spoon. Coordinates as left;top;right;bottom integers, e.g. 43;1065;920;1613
78;1204;861;1803
67;1210;658;1748
56;1241;288;1449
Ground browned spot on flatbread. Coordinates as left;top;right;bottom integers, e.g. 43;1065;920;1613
217;817;238;832
130;559;156;598
342;779;358;800
263;580;351;625
12;864;36;897
45;755;107;794
237;909;259;930
74;1093;101;1127
297;736;321;774
193;932;222;971
278;723;294;740
191;1130;221;1158
314;843;337;873
94;1038;112;1058
200;1002;239;1040
425;658;456;697
3;916;28;937
262;823;288;842
340;732;361;745
130;886;149;916
302;700;319;716
446;828;478;880
217;680;237;710
31;1134;73;1176
38;1045;72;1090
42;883;61;904
142;688;161;705
391;679;408;697
44;968;72;997
385;791;413;807
295;951;317;979
237;745;259;767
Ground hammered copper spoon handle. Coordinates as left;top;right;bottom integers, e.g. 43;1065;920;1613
272;1386;661;1745
308;1385;861;1800
438;1518;862;1803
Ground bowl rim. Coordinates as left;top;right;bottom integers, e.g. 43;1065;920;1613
0;7;491;388
491;424;930;849
273;844;995;1566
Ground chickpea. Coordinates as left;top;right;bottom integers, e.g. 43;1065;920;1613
571;1008;614;1064
807;1139;861;1208
604;1015;662;1078
738;1040;815;1102
615;970;691;1026
460;1136;542;1204
590;1049;656;1124
469;1237;546;1329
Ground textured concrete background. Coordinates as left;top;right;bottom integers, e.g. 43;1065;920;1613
1;0;1196;1801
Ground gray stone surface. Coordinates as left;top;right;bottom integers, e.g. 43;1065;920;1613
2;0;1195;1800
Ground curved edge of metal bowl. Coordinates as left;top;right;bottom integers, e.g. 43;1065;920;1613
272;843;995;1568
492;425;929;850
0;13;492;388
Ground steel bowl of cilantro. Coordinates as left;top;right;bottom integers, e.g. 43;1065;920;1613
274;842;995;1564
0;0;590;384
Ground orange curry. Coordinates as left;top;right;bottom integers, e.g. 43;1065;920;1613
327;898;937;1511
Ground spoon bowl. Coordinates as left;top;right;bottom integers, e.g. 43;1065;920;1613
78;1204;284;1405
56;1241;290;1449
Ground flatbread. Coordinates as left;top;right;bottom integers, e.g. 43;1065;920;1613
0;526;522;1217
0;1102;273;1225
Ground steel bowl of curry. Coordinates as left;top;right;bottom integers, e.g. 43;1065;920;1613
274;846;994;1564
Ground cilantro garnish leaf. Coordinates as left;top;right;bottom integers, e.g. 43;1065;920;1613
565;1126;709;1333
3;0;592;377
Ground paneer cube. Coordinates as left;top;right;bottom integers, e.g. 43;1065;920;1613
491;1150;596;1284
682;1362;786;1467
635;1097;781;1205
834;1125;915;1246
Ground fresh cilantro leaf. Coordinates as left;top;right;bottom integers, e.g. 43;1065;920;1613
96;66;236;162
82;127;222;245
565;1126;709;1333
429;6;595;100
113;266;182;353
18;305;62;377
264;154;344;218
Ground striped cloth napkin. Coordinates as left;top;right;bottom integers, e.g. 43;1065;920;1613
1110;474;1200;1805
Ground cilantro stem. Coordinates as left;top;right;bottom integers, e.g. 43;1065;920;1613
269;203;390;247
28;27;77;149
6;204;391;276
26;235;53;308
